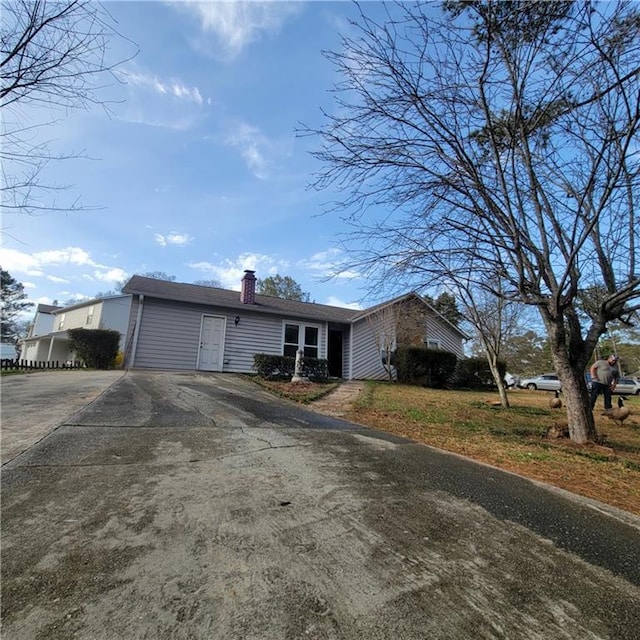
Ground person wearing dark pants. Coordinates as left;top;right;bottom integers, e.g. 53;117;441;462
589;354;620;414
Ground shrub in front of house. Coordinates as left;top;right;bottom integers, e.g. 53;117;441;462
395;346;457;388
302;357;329;382
453;357;507;390
253;354;329;382
68;329;120;369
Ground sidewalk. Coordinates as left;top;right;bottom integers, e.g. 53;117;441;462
307;380;366;417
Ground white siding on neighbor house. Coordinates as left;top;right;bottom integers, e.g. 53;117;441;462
21;341;43;362
31;312;55;337
54;305;93;331
99;297;132;349
51;297;131;336
21;335;70;363
128;297;330;373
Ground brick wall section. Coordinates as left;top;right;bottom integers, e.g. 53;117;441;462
240;270;257;304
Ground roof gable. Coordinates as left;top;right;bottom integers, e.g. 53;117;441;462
352;291;469;339
52;294;130;315
36;303;62;314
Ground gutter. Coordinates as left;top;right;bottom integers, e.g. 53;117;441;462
128;294;144;368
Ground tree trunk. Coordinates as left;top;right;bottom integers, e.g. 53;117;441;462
555;362;597;444
487;356;510;408
543;309;600;444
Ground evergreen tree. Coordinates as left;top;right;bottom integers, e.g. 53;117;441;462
1;268;33;343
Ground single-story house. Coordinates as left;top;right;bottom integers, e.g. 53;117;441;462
20;295;132;363
122;271;468;380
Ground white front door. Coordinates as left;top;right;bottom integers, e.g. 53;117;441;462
198;315;226;371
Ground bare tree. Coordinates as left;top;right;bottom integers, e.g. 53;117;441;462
303;1;640;444
1;0;137;215
456;277;522;408
366;303;399;383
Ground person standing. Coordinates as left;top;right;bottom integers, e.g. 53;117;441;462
589;354;620;414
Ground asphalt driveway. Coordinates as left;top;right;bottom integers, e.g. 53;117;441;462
2;371;640;639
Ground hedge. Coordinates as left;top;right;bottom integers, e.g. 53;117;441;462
253;353;329;382
453;357;507;390
394;346;457;388
67;328;120;369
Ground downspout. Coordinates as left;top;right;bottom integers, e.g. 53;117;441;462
47;336;55;362
128;294;144;369
348;322;354;380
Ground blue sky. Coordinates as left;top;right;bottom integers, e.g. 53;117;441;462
1;1;391;312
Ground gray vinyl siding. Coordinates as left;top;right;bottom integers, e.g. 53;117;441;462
129;297;330;373
125;293;464;378
424;312;465;358
350;307;465;380
132;299;202;370
351;319;389;381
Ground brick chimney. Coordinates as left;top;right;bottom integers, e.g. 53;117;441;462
240;270;257;304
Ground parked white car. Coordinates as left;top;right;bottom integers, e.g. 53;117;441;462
614;377;640;396
518;373;562;391
504;372;520;388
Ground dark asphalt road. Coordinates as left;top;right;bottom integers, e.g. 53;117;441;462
3;371;640;639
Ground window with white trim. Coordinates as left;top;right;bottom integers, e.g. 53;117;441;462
283;322;319;358
424;339;441;350
58;313;65;330
85;306;94;326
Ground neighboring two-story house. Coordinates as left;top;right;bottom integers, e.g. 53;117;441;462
20;295;132;364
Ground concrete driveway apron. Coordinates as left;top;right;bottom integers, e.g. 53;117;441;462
1;369;124;464
2;371;640;639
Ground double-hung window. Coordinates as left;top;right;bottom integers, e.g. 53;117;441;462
283;322;319;358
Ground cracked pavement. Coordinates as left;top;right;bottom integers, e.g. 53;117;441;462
2;371;640;639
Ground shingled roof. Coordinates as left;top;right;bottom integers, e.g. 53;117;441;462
122;275;360;324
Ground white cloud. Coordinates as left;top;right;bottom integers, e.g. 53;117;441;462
0;246;102;273
35;247;98;267
225;122;271;179
93;268;129;283
299;248;360;279
324;296;362;310
223;122;292;180
188;252;286;290
154;232;193;247
118;68;208;130
126;71;204;105
174;1;302;59
0;246;127;295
